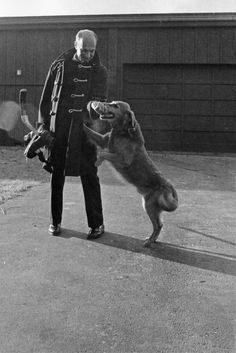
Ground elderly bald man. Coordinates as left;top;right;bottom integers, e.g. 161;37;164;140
38;29;108;238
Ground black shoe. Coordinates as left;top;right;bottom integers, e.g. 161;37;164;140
48;224;61;236
87;225;105;240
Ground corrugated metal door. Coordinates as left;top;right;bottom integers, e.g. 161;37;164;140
123;64;236;152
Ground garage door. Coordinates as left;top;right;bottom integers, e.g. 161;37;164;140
123;64;236;152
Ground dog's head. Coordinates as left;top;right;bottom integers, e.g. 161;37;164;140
93;101;137;132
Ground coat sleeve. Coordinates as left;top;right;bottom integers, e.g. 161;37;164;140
38;63;56;129
87;64;108;120
90;64;108;102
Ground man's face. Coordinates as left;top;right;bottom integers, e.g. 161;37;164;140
75;37;96;63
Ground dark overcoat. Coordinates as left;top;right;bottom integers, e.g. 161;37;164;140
38;48;108;176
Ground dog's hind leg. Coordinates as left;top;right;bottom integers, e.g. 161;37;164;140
143;197;163;247
144;215;163;247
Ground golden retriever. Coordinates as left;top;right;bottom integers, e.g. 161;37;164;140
84;101;178;247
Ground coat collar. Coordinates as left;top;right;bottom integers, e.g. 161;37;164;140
54;48;101;69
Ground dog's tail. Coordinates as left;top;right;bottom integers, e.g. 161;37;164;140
159;186;178;212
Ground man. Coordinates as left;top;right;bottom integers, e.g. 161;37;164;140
38;29;108;239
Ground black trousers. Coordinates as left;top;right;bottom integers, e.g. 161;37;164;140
51;166;104;229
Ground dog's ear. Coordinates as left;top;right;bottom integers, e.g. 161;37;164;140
129;110;136;129
124;110;139;138
123;110;136;129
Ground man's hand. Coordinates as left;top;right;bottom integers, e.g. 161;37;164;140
87;101;109;117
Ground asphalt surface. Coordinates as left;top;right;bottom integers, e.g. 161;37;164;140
0;153;235;353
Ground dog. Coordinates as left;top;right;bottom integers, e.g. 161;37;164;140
84;101;178;247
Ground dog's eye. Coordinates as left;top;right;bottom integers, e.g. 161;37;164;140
112;103;119;108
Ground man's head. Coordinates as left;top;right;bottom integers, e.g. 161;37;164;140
74;29;97;63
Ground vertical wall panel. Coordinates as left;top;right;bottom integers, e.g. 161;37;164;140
195;28;209;62
221;28;236;63
156;28;170;62
207;28;221;63
169;28;183;63
0;31;6;83
182;28;195;62
5;31;17;85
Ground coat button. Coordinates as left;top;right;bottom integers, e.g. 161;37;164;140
71;94;85;98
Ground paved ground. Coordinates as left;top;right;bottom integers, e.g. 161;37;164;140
0;153;235;353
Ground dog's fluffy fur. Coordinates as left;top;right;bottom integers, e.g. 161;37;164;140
84;101;178;246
